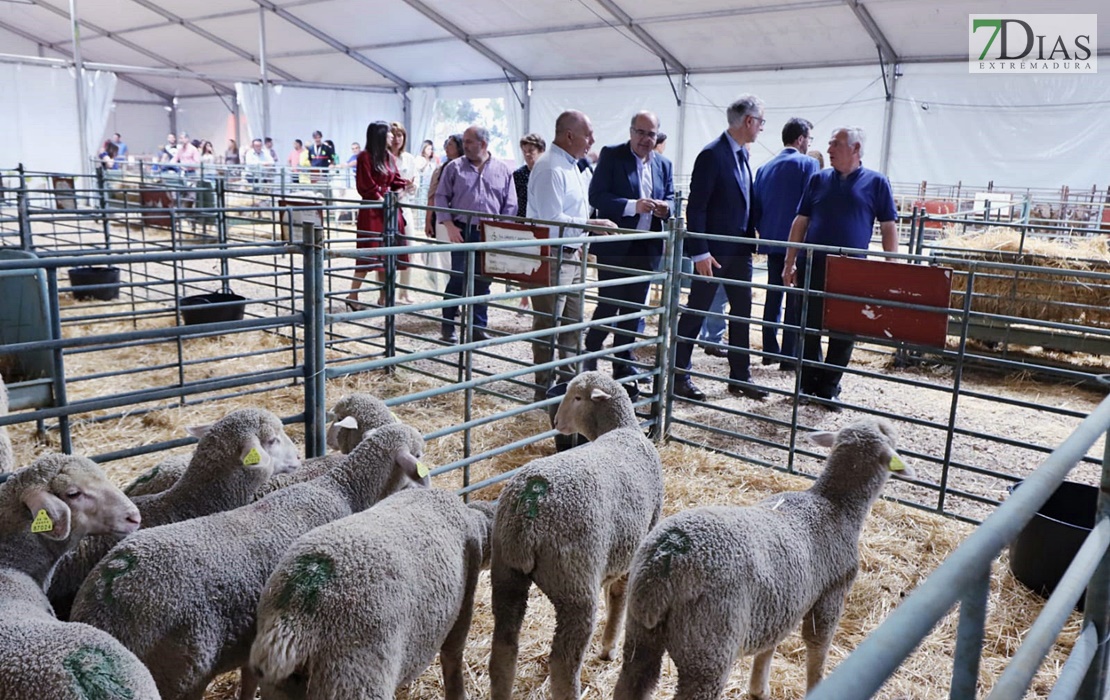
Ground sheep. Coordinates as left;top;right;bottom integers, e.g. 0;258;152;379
489;371;664;700
71;422;428;700
123;393;396;499
0;372;13;474
49;406;300;620
250;489;496;699
0;455;159;699
0;454;142;584
612;418;912;700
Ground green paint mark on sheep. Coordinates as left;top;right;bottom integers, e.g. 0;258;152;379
516;476;549;520
124;467;159;495
276;553;335;615
101;551;137;605
652;528;691;577
63;646;135;700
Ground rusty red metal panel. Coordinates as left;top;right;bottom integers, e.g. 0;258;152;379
823;256;953;348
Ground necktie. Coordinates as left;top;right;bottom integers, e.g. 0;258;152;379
738;148;751;217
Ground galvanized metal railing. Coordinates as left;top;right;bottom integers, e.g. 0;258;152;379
810;382;1110;700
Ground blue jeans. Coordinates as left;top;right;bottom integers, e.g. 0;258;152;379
442;224;490;332
697;283;728;344
762;254;800;360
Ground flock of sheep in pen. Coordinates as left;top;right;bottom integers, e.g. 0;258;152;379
0;371;913;699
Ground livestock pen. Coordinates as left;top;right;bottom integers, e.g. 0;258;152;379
0;167;1108;698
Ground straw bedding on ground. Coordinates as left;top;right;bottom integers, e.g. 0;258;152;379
3;234;1100;698
6;337;1089;699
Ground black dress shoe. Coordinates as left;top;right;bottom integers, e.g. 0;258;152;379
673;379;706;401
614;366;652;384
728;382;769;400
810;395;844;413
704;345;729;358
440;328;458;343
778;361;797;372
470;327;490;342
761;355;777;366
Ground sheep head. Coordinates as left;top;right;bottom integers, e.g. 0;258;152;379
553;371;635;441
10;454;141;543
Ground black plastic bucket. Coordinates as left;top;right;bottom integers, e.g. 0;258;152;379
68;266;121;301
1008;480;1098;609
179;292;247;326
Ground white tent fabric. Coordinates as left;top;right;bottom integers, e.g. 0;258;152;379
267;87;404;157
82;70;118;165
408;87;438;155
2;63;81;174
887;62;1110;190
530;76;681;160
175;95;236;153
235;84;404;156
681;66;889;179
235;82;266;145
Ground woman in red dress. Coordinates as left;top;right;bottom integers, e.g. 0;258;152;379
348;121;410;308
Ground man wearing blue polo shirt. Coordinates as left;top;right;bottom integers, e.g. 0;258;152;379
781;126;898;410
753;117;818;371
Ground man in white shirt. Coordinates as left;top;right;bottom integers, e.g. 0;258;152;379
243;138;274;185
527;110;616;400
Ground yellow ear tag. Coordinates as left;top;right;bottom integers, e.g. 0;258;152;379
243;448;262;466
417;462;430;478
889;455;906;472
31;509;54;534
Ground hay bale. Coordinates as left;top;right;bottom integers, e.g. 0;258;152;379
935;227;1110;328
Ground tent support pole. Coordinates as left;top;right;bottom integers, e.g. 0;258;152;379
879;62;898;175
69;0;90;176
258;6;271;141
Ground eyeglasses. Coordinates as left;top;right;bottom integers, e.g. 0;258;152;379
632;128;659;140
748;116;766;126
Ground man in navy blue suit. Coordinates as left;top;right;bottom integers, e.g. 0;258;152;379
585;111;674;384
673;95;770;402
753;117;819;371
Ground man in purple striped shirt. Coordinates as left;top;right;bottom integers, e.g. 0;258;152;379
434;125;518;342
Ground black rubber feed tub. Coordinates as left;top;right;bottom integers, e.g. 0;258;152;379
68;266;121;301
1008;480;1098;609
179;292;247;326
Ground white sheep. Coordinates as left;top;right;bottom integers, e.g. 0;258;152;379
250;490;496;699
71;423;428;700
0;372;13;474
0;454;142;586
0;454;158;699
489;371;664;700
612;418;911;700
49;406;299;619
123;393;396;499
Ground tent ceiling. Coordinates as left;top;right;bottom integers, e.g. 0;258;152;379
2;0;1107;98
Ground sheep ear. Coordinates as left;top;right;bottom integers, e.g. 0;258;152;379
589;387;612;402
186;423;213;439
394;447;429;486
335;416;358;430
239;436;272;470
22;489;72;541
808;430;836;447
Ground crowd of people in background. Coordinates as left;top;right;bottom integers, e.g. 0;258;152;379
97;99;892;411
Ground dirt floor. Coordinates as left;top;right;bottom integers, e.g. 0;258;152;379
4;222;1106;699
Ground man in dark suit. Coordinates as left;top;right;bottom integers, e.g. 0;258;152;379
585;111;674;384
753;117;819;371
673;95;770;402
